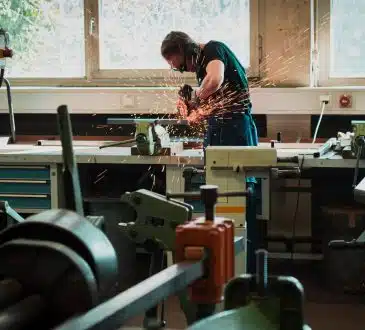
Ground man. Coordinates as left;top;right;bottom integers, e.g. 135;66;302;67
160;31;259;273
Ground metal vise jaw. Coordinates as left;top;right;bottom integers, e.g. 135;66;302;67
119;189;193;251
134;121;161;156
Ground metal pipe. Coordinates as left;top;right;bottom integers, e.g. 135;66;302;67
55;237;245;330
3;78;15;144
54;261;204;330
57;105;84;216
107;118;189;126
99;138;136;149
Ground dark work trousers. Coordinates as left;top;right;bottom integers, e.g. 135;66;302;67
203;112;259;274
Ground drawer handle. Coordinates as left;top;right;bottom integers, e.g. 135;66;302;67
0;194;49;199
0;180;48;184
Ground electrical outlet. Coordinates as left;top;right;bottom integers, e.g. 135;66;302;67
320;95;331;104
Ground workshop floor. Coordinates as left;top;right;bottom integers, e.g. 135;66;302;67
121;259;365;330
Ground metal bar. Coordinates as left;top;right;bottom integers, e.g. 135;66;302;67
57;105;84;216
55;237;244;330
167;191;249;199
54;261;204;330
3;78;16;144
107;118;189;126
99;138;135;149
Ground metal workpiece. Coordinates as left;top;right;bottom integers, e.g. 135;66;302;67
55;261;204;330
119;189;193;250
54;236;244;330
57;105;84;216
106;118;189;126
98;138;135;149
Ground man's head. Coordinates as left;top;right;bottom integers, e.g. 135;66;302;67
161;31;200;73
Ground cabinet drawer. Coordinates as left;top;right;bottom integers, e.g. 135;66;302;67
0;194;51;210
0;166;50;180
0;180;50;194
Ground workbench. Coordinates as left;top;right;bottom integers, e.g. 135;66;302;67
0;142;361;215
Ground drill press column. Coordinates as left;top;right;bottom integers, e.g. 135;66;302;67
205;146;277;273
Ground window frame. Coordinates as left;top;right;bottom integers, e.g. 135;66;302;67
9;0;260;87
317;0;365;86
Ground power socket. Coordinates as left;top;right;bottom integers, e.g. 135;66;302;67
320;95;331;104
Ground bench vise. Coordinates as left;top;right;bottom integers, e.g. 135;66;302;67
102;118;188;156
119;189;193;250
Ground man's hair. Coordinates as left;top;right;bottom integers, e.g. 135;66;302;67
161;31;196;58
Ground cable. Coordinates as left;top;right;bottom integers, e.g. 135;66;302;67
312;101;328;144
290;154;306;263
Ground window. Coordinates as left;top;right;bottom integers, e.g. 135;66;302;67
3;0;85;78
1;0;259;86
317;0;365;85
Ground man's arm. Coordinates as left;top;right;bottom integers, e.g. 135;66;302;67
196;60;225;100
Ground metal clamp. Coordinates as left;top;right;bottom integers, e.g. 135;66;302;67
119;189;193;250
